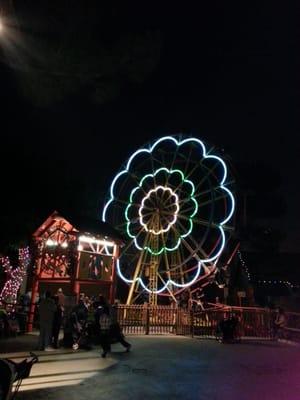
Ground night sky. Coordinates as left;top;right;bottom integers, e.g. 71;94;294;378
0;2;298;253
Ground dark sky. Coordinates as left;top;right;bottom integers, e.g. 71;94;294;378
0;2;299;252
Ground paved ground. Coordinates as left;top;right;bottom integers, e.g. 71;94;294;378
1;334;300;400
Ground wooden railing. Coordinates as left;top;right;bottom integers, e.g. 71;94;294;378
192;306;273;338
1;301;300;342
116;304;191;335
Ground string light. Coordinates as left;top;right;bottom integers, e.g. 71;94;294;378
238;250;251;281
257;280;294;288
0;247;30;304
237;252;297;289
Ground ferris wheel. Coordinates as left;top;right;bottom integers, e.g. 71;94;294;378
102;135;235;305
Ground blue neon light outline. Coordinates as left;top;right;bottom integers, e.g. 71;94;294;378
116;258;203;294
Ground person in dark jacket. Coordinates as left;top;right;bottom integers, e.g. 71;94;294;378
37;291;56;351
94;296;131;357
52;295;63;348
110;301;131;352
71;299;89;350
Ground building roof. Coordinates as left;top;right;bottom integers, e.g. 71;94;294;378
68;213;125;243
33;211;125;245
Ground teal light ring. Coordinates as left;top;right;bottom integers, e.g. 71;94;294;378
139;167;195;196
126;221;136;239
190;197;199;218
181;219;193;238
135;236;182;256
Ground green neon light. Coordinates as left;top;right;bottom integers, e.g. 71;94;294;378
125;167;198;254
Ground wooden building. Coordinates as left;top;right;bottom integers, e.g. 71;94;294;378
27;211;123;331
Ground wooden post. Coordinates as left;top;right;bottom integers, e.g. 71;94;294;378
109;245;119;304
27;278;38;332
144;302;150;335
27;254;41;332
72;245;80;302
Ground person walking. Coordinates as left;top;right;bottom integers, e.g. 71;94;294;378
71;299;89;350
37;291;56;351
110;301;131;352
95;296;131;357
52;295;63;348
274;308;287;339
99;307;112;358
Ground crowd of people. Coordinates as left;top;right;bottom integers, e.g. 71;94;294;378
216;308;288;343
1;288;290;349
36;290;131;358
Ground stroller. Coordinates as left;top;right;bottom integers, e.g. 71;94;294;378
71;320;91;350
62;311;91;350
0;352;38;400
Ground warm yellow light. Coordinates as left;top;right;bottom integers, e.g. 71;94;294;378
46;239;58;246
0;19;4;33
79;235;115;247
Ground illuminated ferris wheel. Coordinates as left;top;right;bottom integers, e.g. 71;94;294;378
102;135;235;305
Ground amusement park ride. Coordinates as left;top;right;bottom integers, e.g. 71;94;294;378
102;135;236;306
23;134;236;326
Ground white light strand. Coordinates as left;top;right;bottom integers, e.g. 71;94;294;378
257;280;294;288
238;250;251;281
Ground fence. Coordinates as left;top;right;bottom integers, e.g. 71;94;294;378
282;311;300;342
116;304;191;335
1;300;300;341
191;306;274;339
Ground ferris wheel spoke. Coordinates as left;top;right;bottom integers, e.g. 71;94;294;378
192;163;220;193
161;203;178;212
171;218;209;261
157;271;177;301
122;222;150;254
140;209;155;219
175;217;214;259
165;143;182;187
192;186;215;199
126;171;151;197
181;145;195;176
194;192;230;208
160;231;186;296
177;213;212;228
181;237;208;262
160;229;173;279
177;201;198;215
192;183;230;201
147;153;170;176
